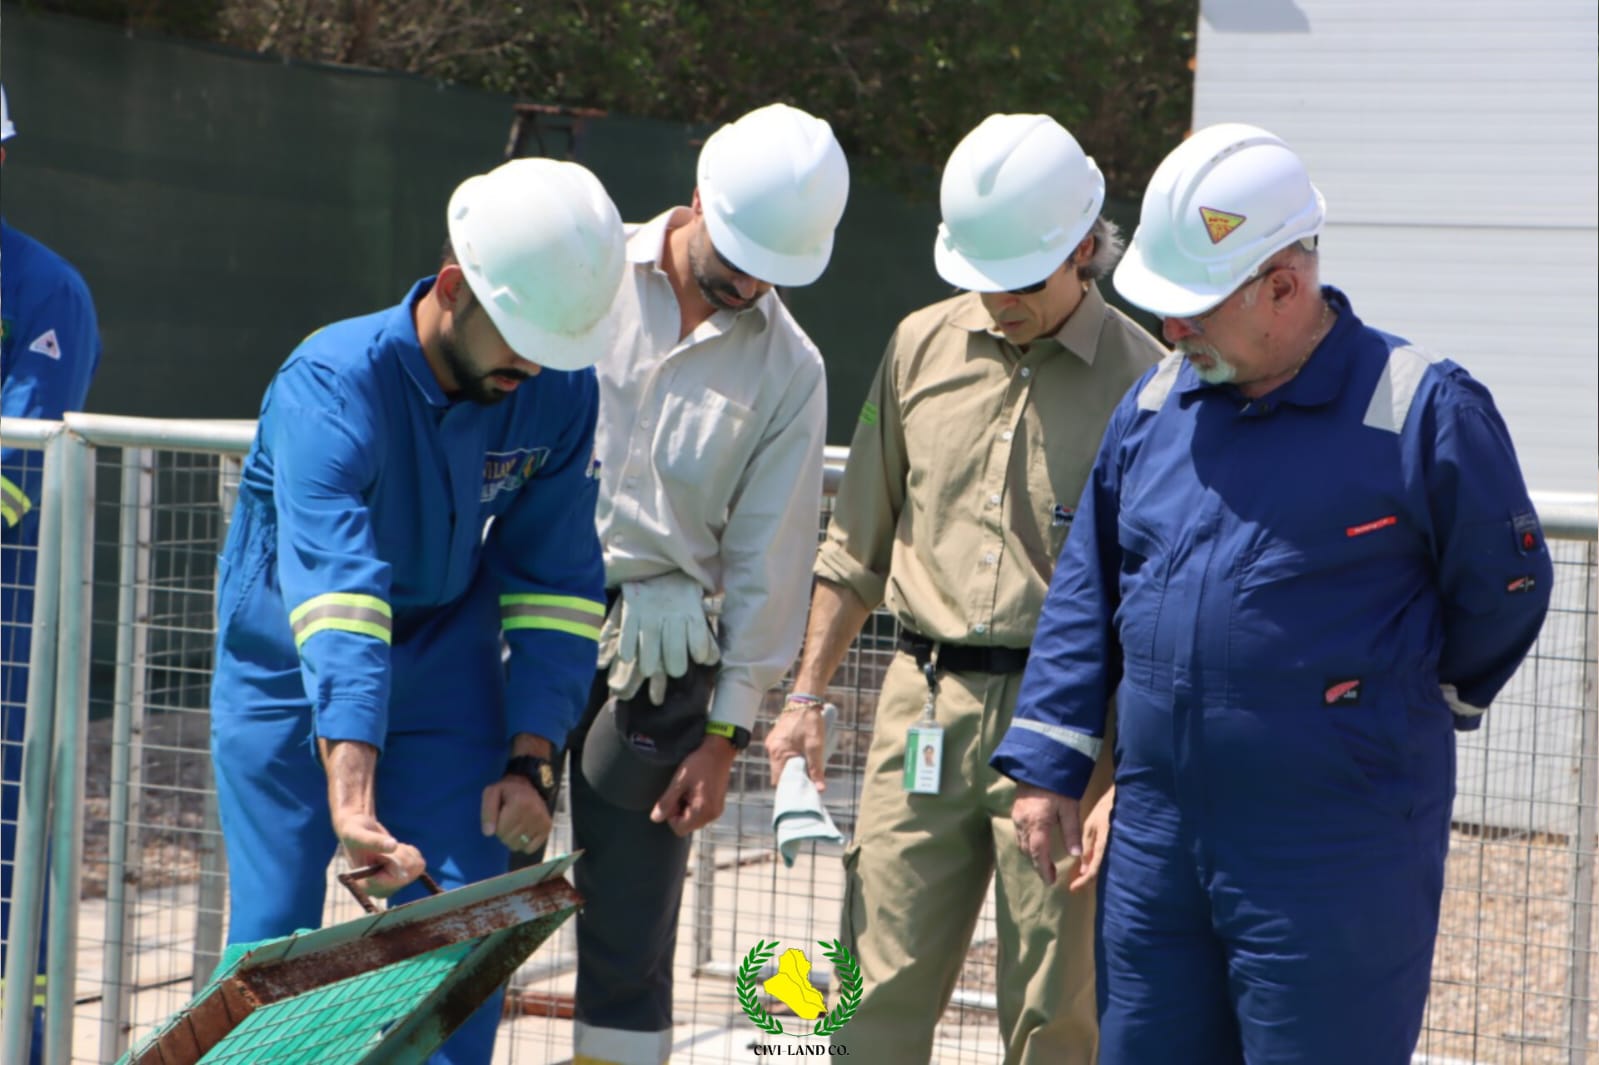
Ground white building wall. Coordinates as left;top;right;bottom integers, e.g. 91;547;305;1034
1194;0;1598;836
1194;0;1597;496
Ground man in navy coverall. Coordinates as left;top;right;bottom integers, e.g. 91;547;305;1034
991;124;1554;1063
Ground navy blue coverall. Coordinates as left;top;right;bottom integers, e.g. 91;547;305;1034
992;289;1553;1063
210;279;605;1064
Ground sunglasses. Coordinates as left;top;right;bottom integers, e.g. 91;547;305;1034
1005;276;1050;296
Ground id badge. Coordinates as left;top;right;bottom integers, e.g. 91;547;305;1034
904;723;944;794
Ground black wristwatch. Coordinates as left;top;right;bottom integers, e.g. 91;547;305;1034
504;755;559;807
705;720;752;751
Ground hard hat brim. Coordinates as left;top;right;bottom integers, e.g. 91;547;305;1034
470;282;620;373
933;233;1076;294
702;209;832;288
1111;237;1238;320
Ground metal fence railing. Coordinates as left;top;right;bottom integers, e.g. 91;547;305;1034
2;413;1596;1065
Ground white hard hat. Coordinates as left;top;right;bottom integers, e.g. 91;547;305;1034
696;103;849;287
1113;123;1325;319
446;157;626;372
934;114;1105;292
2;86;16;142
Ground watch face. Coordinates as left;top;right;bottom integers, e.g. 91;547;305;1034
539;763;556;790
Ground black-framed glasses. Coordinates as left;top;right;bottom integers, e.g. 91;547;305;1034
1005;276;1050;296
1178;264;1294;332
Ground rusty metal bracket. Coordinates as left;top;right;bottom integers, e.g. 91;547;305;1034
337;862;443;914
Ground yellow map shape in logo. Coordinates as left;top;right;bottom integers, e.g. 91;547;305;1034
763;947;828;1020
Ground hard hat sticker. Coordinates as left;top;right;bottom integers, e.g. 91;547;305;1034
1199;206;1247;244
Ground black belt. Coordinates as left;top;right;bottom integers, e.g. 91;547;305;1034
897;631;1030;675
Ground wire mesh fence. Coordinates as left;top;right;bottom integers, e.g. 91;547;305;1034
1;416;1595;1065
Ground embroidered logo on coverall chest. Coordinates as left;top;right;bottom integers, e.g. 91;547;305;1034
482;447;549;502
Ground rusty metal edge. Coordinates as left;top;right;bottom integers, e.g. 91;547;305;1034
362;904;581;1063
123;857;582;1064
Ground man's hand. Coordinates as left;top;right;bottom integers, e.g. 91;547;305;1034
650;734;738;837
1068;784;1115;893
1012;782;1082;887
480;774;553;854
763;699;828;791
332;810;426;899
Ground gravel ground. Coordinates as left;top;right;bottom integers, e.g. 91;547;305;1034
78;712;1598;1060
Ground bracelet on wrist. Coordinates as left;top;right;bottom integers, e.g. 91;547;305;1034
784;692;824;710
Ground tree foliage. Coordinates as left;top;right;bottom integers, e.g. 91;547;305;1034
33;0;1197;198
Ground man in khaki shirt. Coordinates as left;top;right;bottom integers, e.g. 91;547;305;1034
765;114;1164;1064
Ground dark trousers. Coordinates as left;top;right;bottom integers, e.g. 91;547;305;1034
514;671;696;1046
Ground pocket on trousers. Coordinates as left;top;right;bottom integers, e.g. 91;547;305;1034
839;843;865;950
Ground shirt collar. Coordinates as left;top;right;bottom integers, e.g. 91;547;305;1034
1177;285;1357;409
947;283;1107;367
393;277;451;408
627;206;772;331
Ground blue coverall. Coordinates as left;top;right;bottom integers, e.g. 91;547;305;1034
992;288;1553;1064
210;279;606;1065
1;219;101;1055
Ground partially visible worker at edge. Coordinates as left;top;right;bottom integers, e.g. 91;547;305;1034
993;123;1554;1063
208;159;624;1065
1;83;105;1065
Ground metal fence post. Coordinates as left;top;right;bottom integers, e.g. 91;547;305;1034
1;427;65;1065
43;428;94;1065
1569;539;1598;1064
98;448;155;1063
191;453;240;991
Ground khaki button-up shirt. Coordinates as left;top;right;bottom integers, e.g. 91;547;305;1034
815;285;1163;646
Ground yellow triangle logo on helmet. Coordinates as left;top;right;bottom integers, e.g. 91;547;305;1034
1198;206;1247;244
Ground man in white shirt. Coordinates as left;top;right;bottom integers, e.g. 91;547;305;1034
513;102;848;1065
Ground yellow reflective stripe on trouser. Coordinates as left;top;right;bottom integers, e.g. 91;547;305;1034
500;594;604;640
289;592;392;649
0;973;49;1008
1;474;33;527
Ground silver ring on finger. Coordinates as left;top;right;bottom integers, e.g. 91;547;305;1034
518;833;531;847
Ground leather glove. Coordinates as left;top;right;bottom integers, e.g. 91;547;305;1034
618;572;721;682
597;600;657;703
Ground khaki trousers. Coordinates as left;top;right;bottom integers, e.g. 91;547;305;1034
832;653;1114;1065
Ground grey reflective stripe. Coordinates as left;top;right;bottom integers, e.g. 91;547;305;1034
1136;354;1184;411
1010;718;1103;762
1440;683;1487;719
289;602;392;643
501;602;604;630
1363;344;1442;434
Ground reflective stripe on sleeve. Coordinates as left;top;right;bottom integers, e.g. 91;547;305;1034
288;592;392;649
0;973;49;1009
500;593;604;641
1010;717;1104;762
1;474;33;527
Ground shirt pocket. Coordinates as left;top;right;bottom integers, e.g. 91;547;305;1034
657;389;757;520
1112;514;1170;662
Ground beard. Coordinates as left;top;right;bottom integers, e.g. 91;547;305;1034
1179;340;1238;385
438;333;527;406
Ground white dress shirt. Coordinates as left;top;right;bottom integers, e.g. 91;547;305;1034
592;208;828;730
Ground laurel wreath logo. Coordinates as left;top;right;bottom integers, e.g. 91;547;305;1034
736;939;786;1035
809;938;862;1037
736;938;863;1038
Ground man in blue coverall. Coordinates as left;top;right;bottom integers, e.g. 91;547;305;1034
209;157;625;1065
991;124;1554;1063
1;85;104;1062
